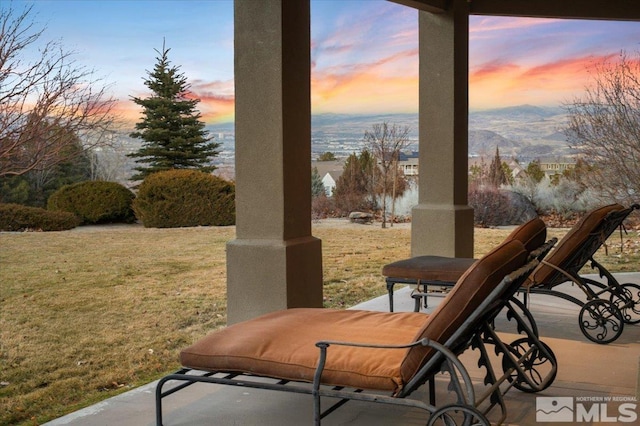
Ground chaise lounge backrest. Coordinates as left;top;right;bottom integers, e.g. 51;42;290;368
400;239;528;383
525;203;625;288
505;217;547;252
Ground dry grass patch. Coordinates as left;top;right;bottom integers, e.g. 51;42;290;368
1;225;232;425
1;222;639;424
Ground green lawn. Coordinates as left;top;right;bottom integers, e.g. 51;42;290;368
1;223;638;424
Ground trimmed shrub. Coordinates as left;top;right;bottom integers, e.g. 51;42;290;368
48;181;136;225
133;169;235;228
469;187;537;227
312;193;337;220
0;203;80;231
507;191;538;223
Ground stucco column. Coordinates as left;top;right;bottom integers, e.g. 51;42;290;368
228;0;323;324
411;0;474;257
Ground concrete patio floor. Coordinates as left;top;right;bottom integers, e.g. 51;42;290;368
44;274;640;426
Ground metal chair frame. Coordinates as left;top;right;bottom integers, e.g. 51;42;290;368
385;206;640;344
156;258;554;425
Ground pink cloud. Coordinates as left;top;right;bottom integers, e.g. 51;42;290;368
313;48;418;99
189;79;235;122
470;16;561;35
469;53;632;108
470;61;521;83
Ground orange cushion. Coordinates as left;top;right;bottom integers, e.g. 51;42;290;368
505;217;546;252
180;240;527;394
180;309;427;392
526;204;625;287
400;239;527;382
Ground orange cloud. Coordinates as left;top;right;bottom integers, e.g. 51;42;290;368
196;95;235;124
312;73;418;114
111;100;143;125
471;61;521;82
189;79;235;123
470;54;620;108
312;48;418;113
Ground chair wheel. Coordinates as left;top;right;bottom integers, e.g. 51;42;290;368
428;404;489;426
609;283;640;324
579;299;624;344
502;337;557;393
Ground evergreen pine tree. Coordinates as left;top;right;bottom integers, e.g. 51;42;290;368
488;146;507;188
128;43;220;182
526;159;545;183
311;167;326;197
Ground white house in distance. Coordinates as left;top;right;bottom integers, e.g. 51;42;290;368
312;160;344;196
538;157;576;177
321;170;342;195
398;151;419;176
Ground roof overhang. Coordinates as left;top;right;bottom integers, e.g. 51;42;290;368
388;0;449;14
389;0;640;21
470;0;640;21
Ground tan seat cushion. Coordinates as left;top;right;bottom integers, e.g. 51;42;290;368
180;240;527;394
526;204;625;288
382;256;476;282
181;309;428;392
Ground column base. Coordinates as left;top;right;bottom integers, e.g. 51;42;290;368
226;236;323;324
411;203;474;257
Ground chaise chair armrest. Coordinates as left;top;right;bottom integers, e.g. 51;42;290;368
313;337;475;402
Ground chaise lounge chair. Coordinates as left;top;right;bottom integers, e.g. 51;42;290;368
383;204;640;344
155;238;556;425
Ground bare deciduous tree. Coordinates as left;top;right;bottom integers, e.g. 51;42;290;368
87;131;129;182
0;4;117;178
364;122;410;228
563;51;640;205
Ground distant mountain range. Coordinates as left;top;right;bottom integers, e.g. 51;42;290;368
207;104;576;161
468;105;574;159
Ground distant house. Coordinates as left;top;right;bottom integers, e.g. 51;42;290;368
312;160;344;196
321;170;342;196
506;158;526;180
538;157;576;176
398;151;419;176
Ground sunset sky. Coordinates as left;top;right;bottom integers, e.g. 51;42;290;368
8;0;640;125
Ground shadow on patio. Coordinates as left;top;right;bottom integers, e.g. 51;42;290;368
44;274;639;426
